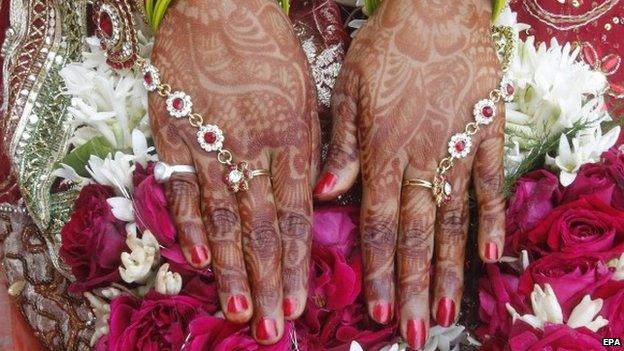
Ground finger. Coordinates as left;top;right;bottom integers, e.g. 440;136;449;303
150;117;211;269
473;123;505;263
196;157;253;324
314;66;360;200
272;147;313;320
360;157;403;325
432;167;470;328
398;170;435;350
237;154;284;345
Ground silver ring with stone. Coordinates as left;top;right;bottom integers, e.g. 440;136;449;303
154;161;196;183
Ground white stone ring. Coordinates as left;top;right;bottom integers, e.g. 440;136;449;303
154;161;197;183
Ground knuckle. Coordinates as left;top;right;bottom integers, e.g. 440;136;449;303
278;212;311;240
362;219;397;250
243;220;281;260
438;207;467;243
208;207;239;238
478;172;504;198
398;219;432;252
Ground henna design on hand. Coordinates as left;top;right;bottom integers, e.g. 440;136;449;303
318;0;506;347
149;0;319;344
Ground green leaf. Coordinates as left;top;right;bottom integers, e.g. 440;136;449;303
152;0;173;32
277;0;290;14
364;0;382;16
492;0;507;22
59;137;114;177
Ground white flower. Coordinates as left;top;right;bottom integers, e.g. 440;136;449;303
119;230;160;284
131;129;157;167
547;125;620;185
86;151;135;197
60;35;153;151
607;253;624;281
155;263;182;295
567;295;609;332
52;163;91;187
107;196;134;222
424;324;478;351
350;341;364;351
507;284;609;332
504;35;611;173
84;292;110;346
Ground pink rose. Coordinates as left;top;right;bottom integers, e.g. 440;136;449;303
185;316;292;351
518;253;612;314
509;321;606;351
309;244;362;310
180;275;220;314
594;280;624;338
562;162;619;207
313;206;358;256
602;146;624;210
133;175;176;246
132;162;155;187
108;291;207;351
60;184;127;293
506;170;561;252
477;264;528;340
525;196;624;258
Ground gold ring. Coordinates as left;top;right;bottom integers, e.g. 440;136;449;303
251;169;271;178
402;179;433;188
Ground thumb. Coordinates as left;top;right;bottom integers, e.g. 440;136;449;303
314;69;359;200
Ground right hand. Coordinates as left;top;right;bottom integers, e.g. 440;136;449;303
315;1;506;349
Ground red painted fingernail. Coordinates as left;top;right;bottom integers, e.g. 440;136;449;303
190;245;209;265
372;302;391;324
255;317;278;341
407;319;427;350
436;297;456;327
227;294;249;314
313;172;337;195
485;241;499;261
283;298;298;318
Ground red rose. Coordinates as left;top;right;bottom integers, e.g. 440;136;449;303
185;316;292;351
133;175;176;246
296;301;397;351
602;147;624;210
60;184;127;293
309;244;362;310
313;206;358;257
508;321;606;351
593;280;624;339
525;196;624;258
108;291;207;351
506;170;561;252
561;162;620;208
477;264;528;340
518;253;612;314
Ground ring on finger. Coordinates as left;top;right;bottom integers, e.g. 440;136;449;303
154;161;196;183
224;161;272;193
403;176;453;206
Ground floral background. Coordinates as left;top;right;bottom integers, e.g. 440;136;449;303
2;0;624;350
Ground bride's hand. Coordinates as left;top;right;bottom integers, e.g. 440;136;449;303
149;0;319;344
315;1;505;349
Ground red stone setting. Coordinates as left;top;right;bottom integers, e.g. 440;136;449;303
172;97;184;110
448;133;472;159
506;84;515;96
203;131;217;144
482;106;494;118
99;11;113;38
454;140;466;153
144;72;153;85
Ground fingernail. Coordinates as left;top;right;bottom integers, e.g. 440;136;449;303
227;294;249;314
485;241;499;261
190;245;209;265
372;302;391;324
436;297;456;327
313;172;337;195
407;319;427;350
283;297;298;318
255;317;278;341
